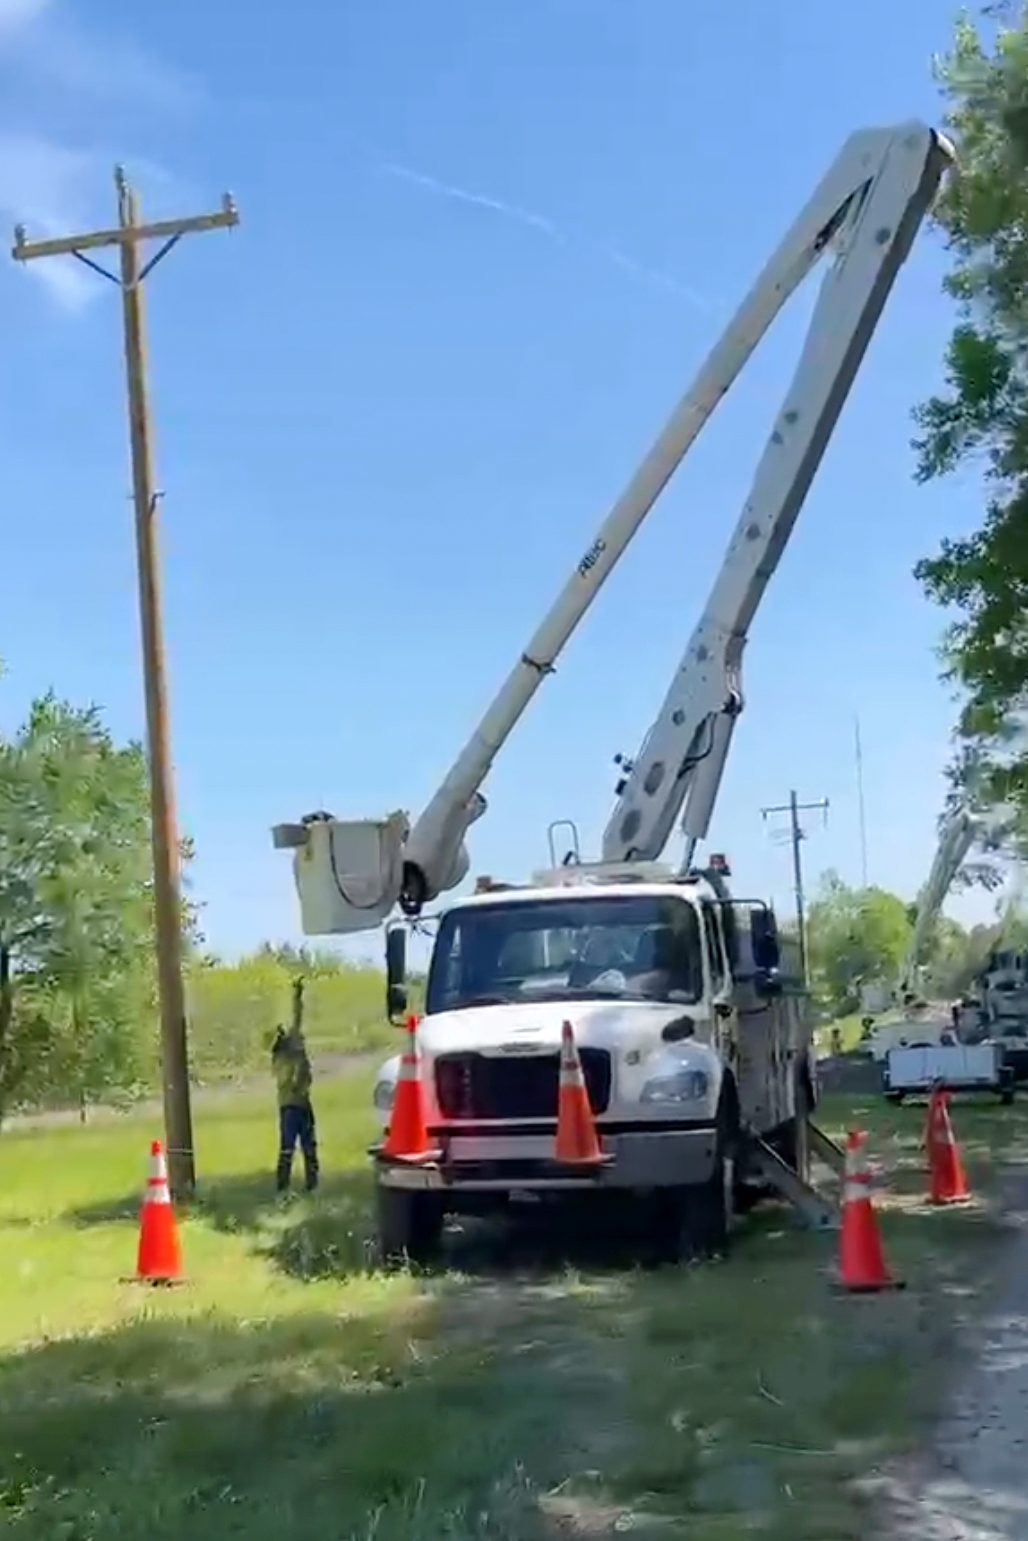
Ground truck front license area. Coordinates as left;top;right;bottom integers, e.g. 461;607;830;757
373;1121;720;1193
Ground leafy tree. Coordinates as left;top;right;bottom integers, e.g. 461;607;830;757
806;872;914;1012
922;913;988;997
913;6;1028;817
0;693;155;1118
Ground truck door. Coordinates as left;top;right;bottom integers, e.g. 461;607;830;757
700;899;736;1070
720;900;795;1133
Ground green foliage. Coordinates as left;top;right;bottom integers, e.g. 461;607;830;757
914;7;1028;815
806;862;1028;1012
806;872;913;1012
0;693;155;1118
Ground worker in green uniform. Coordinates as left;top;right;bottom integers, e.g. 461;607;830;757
272;980;319;1193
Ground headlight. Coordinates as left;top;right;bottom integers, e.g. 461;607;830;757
640;1069;710;1104
373;1079;396;1114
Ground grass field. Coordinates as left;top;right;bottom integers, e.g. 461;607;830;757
0;1074;1023;1539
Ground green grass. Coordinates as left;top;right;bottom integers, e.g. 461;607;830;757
0;1076;1023;1538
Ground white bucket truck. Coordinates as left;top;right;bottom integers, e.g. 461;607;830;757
273;121;954;1262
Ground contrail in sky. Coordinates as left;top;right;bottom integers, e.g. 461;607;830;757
381;160;710;312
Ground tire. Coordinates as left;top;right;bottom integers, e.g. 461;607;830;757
885;1091;904;1106
647;1100;736;1265
375;1182;444;1268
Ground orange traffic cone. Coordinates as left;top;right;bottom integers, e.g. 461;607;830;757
837;1130;901;1293
135;1140;184;1285
926;1086;970;1205
554;1020;606;1166
382;1015;440;1164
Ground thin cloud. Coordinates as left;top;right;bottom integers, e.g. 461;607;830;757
383;162;565;242
0;132;98;310
599;242;709;310
381;159;709;312
0;2;200;312
0;0;51;37
20;18;200;114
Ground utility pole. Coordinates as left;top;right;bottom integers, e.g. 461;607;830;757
12;169;239;1200
761;790;829;987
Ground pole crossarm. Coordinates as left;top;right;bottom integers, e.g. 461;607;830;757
761;799;830;821
12;196;238;264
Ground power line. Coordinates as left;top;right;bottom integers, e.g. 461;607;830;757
761;790;829;988
12;168;240;1201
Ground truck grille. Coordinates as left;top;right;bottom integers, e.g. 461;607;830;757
434;1049;612;1121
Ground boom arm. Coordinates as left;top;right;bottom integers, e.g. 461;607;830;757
603;123;953;868
896;807;979;1000
273;121;954;936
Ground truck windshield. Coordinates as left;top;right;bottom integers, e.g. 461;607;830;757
426;893;703;1015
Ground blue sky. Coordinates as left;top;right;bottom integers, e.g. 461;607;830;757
0;0;1005;957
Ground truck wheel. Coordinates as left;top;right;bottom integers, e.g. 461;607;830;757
648;1106;736;1265
375;1183;444;1268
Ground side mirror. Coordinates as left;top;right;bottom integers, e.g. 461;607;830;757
747;910;782;997
385;926;408;1025
751;917;780;976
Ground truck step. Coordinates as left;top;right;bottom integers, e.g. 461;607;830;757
744;1135;839;1231
808;1121;846;1176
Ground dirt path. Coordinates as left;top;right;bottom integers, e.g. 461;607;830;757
877;1175;1028;1539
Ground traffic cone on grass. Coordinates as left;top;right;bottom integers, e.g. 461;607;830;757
134;1140;184;1286
926;1085;971;1206
837;1130;901;1293
381;1014;440;1163
554;1020;606;1166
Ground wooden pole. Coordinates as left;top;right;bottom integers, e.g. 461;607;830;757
117;175;195;1198
12;168;239;1199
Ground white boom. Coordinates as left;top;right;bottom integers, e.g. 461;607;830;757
896;806;979;1000
603;124;953;868
273;121;954;935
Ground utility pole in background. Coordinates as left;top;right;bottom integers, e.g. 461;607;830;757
854;715;870;889
761;790;829;987
12;168;239;1200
